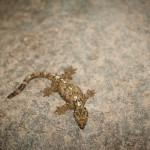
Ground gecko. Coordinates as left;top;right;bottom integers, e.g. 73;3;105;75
7;66;95;129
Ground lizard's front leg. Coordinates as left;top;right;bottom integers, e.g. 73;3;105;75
55;103;73;115
83;89;95;104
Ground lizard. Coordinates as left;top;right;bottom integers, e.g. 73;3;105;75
7;66;95;129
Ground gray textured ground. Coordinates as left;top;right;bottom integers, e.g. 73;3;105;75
0;0;150;150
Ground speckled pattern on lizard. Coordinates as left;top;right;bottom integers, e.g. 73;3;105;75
7;66;95;129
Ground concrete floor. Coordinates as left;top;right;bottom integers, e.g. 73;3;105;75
0;0;150;149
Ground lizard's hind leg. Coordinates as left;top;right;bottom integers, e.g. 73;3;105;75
62;66;76;79
41;81;58;97
40;86;53;97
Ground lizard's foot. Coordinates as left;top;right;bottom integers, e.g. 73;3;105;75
62;66;76;79
84;89;95;99
40;86;53;97
55;106;66;115
55;103;72;115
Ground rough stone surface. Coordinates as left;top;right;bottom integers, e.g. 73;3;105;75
0;0;150;150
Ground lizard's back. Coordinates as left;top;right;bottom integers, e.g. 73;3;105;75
58;78;84;105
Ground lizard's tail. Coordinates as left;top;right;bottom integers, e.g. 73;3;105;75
7;72;54;99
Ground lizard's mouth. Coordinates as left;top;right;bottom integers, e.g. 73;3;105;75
78;119;87;129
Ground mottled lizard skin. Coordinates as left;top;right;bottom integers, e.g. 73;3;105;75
7;66;95;129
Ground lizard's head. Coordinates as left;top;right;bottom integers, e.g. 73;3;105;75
74;106;88;129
